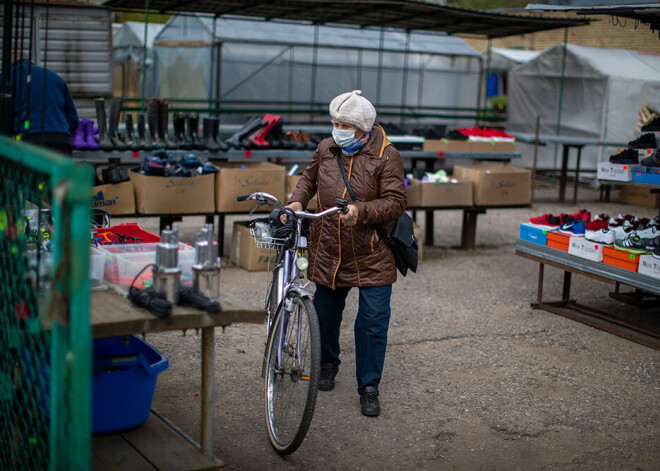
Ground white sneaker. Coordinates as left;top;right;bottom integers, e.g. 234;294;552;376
609;225;633;240
635;225;660;239
585;228;615;245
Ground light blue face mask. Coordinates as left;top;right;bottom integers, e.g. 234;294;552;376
332;127;361;148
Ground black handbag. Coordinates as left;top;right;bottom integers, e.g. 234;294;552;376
336;152;418;276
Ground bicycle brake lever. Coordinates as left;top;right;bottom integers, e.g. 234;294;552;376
250;202;266;216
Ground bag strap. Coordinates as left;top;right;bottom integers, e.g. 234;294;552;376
335;151;391;241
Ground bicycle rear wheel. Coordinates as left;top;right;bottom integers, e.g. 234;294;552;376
264;293;320;454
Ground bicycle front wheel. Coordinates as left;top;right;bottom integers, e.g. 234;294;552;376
264;293;320;455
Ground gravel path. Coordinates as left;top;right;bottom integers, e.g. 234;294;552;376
120;186;660;470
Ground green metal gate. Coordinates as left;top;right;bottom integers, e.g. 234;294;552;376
0;136;92;471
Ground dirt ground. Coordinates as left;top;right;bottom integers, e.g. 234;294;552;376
122;185;660;470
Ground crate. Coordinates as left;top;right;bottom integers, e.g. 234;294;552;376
92;335;169;434
114;249;195;293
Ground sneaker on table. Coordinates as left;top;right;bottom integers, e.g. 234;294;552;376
609;147;639;164
558;220;585;236
653;246;660;260
635;225;660;240
571;209;591;222
628;133;657;149
585;219;608;231
614;234;648;254
609;225;633;241
529;214;561;227
643;235;660;251
585;228;615;245
640;150;660;168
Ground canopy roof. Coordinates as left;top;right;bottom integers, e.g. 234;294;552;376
113;21;164;49
103;0;589;39
155;15;481;57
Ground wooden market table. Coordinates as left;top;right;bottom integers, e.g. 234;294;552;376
515;239;660;350
91;289;264;471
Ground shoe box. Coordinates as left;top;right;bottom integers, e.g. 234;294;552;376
215;162;286;212
546;231;570;252
619;185;660;208
91;181;135;215
229;221;277;271
519;223;548;246
286;174;317;210
631;165;660;185
422;139;470;153
405;178;473;207
638;254;660;280
453;165;531;206
602;246;641;272
597;162;632;182
568;237;604;262
129;170;215;214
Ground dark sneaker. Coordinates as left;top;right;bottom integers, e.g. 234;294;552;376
640;150;660;168
609;147;639;164
614;234;648;254
318;363;338;391
628;133;657;149
653;246;660;260
641;116;660;132
360;387;380;417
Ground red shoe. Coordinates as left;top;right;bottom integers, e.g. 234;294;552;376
585;219;608;231
529;214;561;226
571;209;591;222
558;214;575;224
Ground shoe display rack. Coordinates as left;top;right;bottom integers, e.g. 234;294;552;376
515;239;660;349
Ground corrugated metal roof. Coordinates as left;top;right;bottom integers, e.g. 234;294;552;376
104;0;589;39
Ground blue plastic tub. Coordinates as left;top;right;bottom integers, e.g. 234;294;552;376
92;335;169;434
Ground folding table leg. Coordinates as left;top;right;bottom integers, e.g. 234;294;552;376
425;210;434;247
201;327;215;457
562;271;572;301
537;263;545;303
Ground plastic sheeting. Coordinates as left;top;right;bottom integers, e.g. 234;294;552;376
507;43;660;170
153;15;481;125
113;22;164;97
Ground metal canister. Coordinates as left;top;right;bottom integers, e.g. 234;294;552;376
192;224;221;299
153;225;181;304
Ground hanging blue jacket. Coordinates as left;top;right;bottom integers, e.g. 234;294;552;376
6;59;79;144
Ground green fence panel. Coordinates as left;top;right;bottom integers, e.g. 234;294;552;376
0;136;93;471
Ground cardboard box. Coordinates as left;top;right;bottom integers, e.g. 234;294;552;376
129;170;215;214
419;180;473;207
597;161;632;182
406;179;421;207
413;222;423;265
422;139;470;152
469;140;516;153
229;221;277;271
215;162;286;212
453;165;530;206
638;254;660;280
91;181;135;215
603;246;640;272
286;175;317;211
568;237;604;262
519;223;548;246
547;231;570;252
619;185;660;208
631;165;660;185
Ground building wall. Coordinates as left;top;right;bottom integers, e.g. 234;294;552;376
462;11;660;54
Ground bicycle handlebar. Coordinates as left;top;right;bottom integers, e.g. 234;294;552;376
236;191;349;219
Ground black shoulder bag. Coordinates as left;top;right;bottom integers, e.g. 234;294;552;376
336;152;418;276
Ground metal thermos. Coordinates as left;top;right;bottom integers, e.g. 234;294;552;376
192;223;221;299
153;225;181;304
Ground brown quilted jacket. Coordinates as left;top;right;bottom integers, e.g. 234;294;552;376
290;124;406;288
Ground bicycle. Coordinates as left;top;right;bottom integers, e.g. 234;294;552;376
235;191;348;455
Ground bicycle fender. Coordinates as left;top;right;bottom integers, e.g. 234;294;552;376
286;285;314;300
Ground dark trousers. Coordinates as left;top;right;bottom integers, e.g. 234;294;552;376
314;284;392;394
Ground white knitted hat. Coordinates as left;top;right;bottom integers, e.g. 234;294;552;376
329;90;376;132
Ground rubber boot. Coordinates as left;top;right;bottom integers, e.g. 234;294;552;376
94;98;114;151
225;115;265;149
136;113;152;149
159;99;175;149
181;113;194;150
201;117;220;152
188;113;203;149
83;118;100;149
211;117;229;151
108;98;127;150
71;122;86;149
124;113;137;149
172;112;185;148
148;98;166;149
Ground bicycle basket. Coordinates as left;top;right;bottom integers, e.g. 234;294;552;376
250;221;287;250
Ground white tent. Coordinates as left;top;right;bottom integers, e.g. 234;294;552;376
113;22;164;98
507;43;660;169
487;48;541;72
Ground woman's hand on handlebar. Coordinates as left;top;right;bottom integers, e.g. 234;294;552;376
280;202;303;224
340;204;358;226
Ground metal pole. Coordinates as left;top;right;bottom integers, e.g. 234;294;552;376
400;31;411;128
309;24;319;122
140;0;149;113
475;54;483;127
1;0;14;135
553;28;568;169
376;28;384;107
531;115;540;205
484;38;492;122
215;42;222;115
288;47;294;122
201;327;215;458
209;15;217;113
417;54;425;128
357;48;362;90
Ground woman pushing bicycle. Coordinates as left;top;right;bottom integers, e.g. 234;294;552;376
285;90;407;417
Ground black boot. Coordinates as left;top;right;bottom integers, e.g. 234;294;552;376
148;98;165;149
188;113;203;149
201;117;220;152
136;113;152;150
181;114;194;150
108;98;128;150
225;115;265;149
212;117;229;151
124;113;137;149
94;98;113;151
159;99;175;149
173;112;186;148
